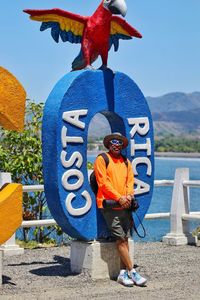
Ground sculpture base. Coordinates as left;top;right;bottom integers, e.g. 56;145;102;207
195;238;200;247
70;239;134;279
162;233;195;246
0;235;24;256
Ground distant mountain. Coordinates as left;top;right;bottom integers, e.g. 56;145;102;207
88;92;200;139
88;113;111;139
147;92;200;113
146;92;200;137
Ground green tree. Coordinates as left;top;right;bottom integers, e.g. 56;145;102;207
155;136;200;153
0;99;61;243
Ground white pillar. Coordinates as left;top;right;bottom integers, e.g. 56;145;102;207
0;172;24;256
163;168;195;245
70;239;134;279
0;172;12;187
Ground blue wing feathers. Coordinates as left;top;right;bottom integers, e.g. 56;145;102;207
109;34;132;52
110;35;119;51
40;22;82;44
40;22;53;31
60;30;68;42
68;31;75;43
51;24;60;43
60;30;81;43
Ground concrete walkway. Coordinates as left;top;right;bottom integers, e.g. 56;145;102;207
0;242;200;300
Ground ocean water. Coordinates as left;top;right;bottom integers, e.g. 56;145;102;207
17;156;200;243
88;155;200;242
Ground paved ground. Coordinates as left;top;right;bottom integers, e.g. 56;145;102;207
0;242;200;300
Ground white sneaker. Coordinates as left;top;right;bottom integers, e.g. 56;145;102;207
130;270;147;286
117;270;134;287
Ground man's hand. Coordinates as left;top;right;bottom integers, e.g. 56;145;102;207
127;194;133;201
119;196;131;209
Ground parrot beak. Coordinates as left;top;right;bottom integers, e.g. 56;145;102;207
108;0;127;17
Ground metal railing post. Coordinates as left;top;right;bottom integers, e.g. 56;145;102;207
162;168;195;245
0;172;24;256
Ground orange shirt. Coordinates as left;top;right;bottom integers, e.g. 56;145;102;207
94;153;134;208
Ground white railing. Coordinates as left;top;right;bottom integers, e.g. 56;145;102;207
18;171;200;245
1;168;200;252
21;179;174;227
21;219;56;228
22;185;44;192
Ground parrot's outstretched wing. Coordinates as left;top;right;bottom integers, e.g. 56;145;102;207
110;16;142;51
24;8;88;44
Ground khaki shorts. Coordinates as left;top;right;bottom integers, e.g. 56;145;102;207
101;209;133;241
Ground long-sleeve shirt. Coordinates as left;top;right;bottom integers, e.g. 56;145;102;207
94;152;134;208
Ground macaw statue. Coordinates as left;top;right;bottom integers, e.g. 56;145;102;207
24;0;142;70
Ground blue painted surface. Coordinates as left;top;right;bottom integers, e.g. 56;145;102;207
42;70;154;240
114;72;154;227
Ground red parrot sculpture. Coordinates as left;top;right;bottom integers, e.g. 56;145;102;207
24;0;142;70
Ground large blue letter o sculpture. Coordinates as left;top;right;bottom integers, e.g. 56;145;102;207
42;70;154;240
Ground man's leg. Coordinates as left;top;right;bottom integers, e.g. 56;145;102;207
116;238;132;271
120;238;130;269
116;238;147;286
101;209;147;286
116;238;135;286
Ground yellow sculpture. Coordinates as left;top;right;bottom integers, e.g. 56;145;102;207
0;184;23;245
0;66;26;244
0;66;26;132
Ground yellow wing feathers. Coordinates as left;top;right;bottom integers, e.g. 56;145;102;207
31;14;85;36
110;20;131;37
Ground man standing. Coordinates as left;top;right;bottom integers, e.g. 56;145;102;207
94;132;147;287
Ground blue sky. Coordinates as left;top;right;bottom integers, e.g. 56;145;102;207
0;0;200;102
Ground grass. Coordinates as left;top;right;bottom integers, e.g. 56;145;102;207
16;239;57;249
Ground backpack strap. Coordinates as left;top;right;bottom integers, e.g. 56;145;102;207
98;152;128;169
98;153;128;168
98;153;109;168
121;154;128;168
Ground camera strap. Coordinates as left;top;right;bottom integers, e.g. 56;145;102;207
124;160;146;238
133;211;146;239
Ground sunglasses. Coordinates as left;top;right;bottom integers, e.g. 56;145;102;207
110;139;123;146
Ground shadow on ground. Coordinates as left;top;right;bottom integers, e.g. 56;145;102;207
2;275;16;286
29;255;77;277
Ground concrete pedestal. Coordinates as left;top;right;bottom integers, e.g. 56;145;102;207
0;234;24;257
0;173;24;256
70;239;134;279
196;238;200;247
162;233;196;246
162;233;188;246
0;251;2;286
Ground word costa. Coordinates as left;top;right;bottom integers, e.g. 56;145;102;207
60;109;92;217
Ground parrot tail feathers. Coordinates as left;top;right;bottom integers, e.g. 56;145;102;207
71;51;86;71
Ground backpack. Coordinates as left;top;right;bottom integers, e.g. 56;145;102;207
90;153;128;195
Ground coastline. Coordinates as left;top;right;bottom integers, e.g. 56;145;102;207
155;152;200;158
87;151;200;159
